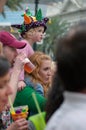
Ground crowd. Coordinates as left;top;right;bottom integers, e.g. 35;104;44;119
0;1;86;130
0;6;51;130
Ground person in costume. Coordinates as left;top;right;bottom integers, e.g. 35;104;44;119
11;7;49;92
12;7;49;49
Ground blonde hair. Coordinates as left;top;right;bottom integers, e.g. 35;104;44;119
27;51;52;96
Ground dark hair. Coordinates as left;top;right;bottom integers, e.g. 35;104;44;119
45;68;64;122
0;56;10;77
45;21;86;122
57;22;86;92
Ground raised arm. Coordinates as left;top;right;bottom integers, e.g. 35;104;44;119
9;53;26;103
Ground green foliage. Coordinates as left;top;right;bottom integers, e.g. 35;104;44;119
37;16;69;59
1;0;24;17
6;0;24;10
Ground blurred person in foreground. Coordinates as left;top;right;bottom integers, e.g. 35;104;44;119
0;31;29;130
0;56;29;130
45;22;86;130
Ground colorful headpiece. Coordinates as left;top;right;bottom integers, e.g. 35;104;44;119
11;8;49;37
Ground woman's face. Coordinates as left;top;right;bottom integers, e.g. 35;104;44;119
0;72;13;112
39;59;52;84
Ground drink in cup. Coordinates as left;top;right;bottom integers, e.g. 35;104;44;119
10;105;28;121
23;58;36;73
28;112;46;130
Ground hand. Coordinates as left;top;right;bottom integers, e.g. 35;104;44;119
13;53;26;71
17;80;26;91
7;118;28;130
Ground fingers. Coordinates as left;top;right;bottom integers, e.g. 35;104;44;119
17;81;26;91
16;52;27;60
15;118;28;130
13;53;27;70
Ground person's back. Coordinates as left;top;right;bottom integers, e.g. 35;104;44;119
46;92;86;130
45;22;86;130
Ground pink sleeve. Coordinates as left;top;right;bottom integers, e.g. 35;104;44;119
17;40;34;81
17;40;34;58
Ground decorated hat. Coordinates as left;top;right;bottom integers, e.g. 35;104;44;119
11;7;49;37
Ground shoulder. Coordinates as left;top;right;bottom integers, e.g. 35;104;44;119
17;40;34;57
35;83;44;96
46;108;86;130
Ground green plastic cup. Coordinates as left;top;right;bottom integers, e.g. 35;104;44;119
28;112;46;130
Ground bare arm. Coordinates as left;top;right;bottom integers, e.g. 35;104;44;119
9;53;26;103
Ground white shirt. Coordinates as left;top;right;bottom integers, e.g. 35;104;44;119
45;91;86;130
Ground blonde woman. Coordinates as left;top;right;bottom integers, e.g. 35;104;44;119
25;51;52;97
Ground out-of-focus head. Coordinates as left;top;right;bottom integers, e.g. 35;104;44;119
11;7;49;37
56;21;86;92
0;56;13;112
0;0;7;12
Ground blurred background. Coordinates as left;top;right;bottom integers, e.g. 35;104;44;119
0;0;86;59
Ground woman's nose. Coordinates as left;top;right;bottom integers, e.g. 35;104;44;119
48;70;52;76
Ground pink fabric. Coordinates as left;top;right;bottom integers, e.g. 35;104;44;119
0;31;26;49
17;40;34;57
17;40;34;81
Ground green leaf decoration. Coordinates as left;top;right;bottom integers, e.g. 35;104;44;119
18;24;25;33
26;8;32;16
36;9;43;21
21;8;32;17
21;24;25;31
18;29;22;33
